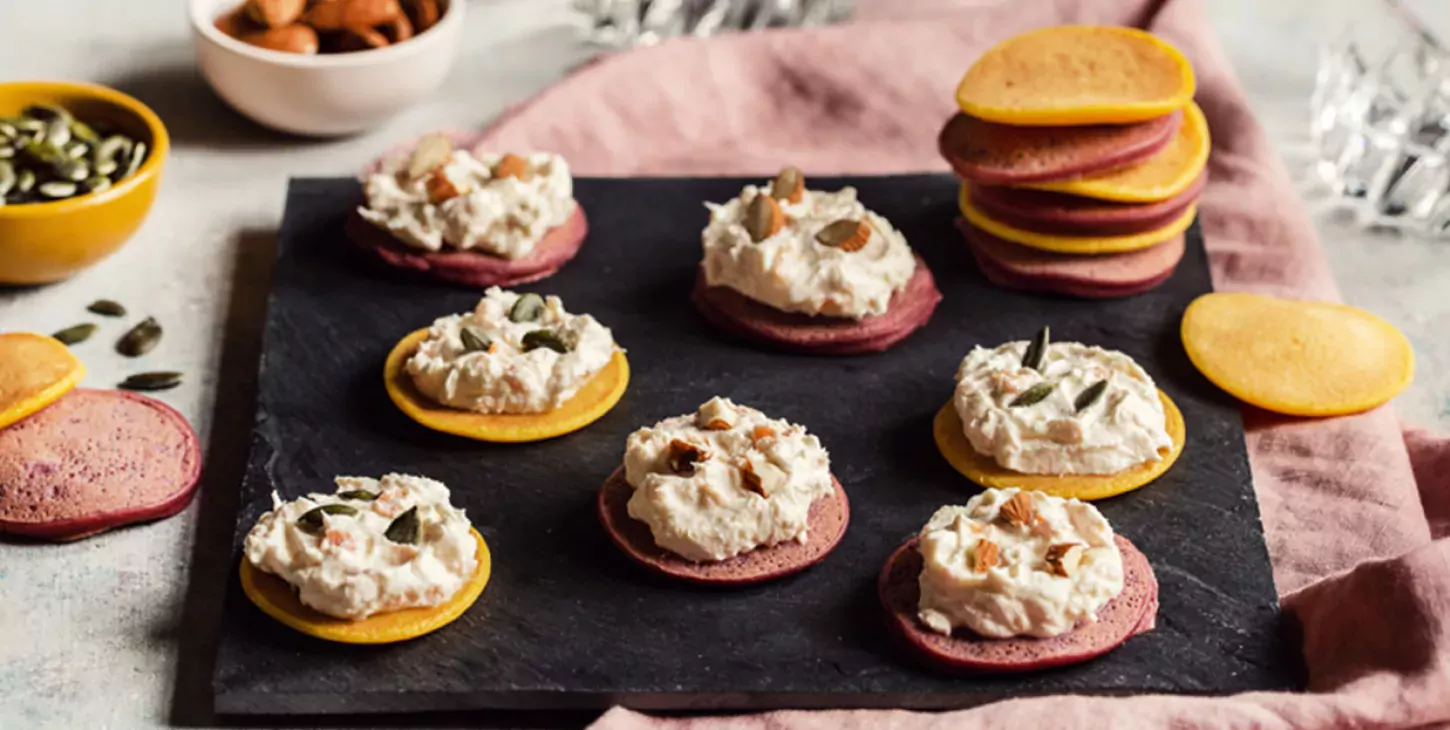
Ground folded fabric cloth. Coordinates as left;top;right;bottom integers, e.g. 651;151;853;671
476;0;1450;725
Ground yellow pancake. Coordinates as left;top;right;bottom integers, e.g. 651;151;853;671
240;528;491;644
1022;102;1211;203
960;184;1196;254
385;328;629;443
956;26;1196;126
1182;293;1413;417
0;332;85;430
933;391;1185;500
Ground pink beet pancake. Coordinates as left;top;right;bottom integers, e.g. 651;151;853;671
691;256;942;355
346;205;588;287
939;111;1180;185
597;467;849;585
879;535;1158;673
969;172;1206;236
0;389;202;542
959;218;1183;298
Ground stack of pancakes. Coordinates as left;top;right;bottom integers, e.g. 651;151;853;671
939;26;1209;298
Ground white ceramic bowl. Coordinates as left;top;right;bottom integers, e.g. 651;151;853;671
189;0;463;136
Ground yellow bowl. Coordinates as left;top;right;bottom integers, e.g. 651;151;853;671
0;81;169;285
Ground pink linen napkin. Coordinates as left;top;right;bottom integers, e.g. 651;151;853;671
474;0;1450;725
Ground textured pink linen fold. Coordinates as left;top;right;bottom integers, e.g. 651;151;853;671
474;0;1450;725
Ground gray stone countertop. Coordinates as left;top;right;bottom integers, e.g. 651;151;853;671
0;0;1446;727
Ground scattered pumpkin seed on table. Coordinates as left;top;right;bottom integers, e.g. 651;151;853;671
117;317;163;357
87;299;127;317
118;371;183;392
51;323;98;346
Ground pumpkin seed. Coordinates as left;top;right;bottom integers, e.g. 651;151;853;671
508;292;545;323
117;316;162;357
814;218;868;249
94;135;130;173
38;181;77;198
14;118;45;134
0;146;13;159
44;118;71;148
0;162;13;196
744;194;781;243
122;141;147;180
118;371;183;391
1021;326;1050;372
87;299;127;317
1010;382;1056;408
521;329;571;354
384;507;421;545
0;122;15;140
770;166;804;201
1074;379;1109;413
336;490;379;501
65;142;89;159
296;503;359;534
16;169;35;193
69;119;100;144
51;323;98;345
459;325;492;353
407;133;453;180
81;175;111;195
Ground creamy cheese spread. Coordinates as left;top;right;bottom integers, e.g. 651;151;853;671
406;287;618;414
953;340;1172;475
916;488;1124;639
624;397;834;562
243;474;478;621
359;150;575;258
701;183;917;320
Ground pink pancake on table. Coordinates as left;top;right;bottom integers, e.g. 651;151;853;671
969;172;1206;236
879;535;1158;673
691;256;942;355
938;111;1181;185
0;389;202;542
597;467;849;585
346;205;588;288
959;219;1184;298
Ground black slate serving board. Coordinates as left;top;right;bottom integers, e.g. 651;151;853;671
212;176;1296;718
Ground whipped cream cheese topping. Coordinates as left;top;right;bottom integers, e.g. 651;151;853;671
953;340;1172;475
359;150;575;258
701;183;917;320
916;488;1124;639
243;474;478;621
406;287;617;414
624;397;834;562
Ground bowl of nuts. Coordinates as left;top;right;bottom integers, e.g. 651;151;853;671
190;0;463;137
0;81;168;285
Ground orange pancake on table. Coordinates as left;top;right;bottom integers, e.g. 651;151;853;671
1022;102;1211;203
0;333;85;430
956;26;1196;126
384;329;629;443
932;392;1185;501
239;528;491;644
1181;293;1414;417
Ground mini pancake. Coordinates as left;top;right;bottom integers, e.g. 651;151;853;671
1182;293;1414;417
346;205;588;288
932;392;1185;500
878;534;1158;673
596;467;849;585
0;332;84;431
969;172;1206;236
937;110;1180;185
0;389;201;541
956;26;1195;126
1022;102;1210;203
960;184;1196;255
384;328;629;443
691;256;942;355
239;528;491;644
959;219;1184;298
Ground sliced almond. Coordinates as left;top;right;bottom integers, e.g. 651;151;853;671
246;0;306;28
751;425;776;443
998;491;1036;528
744;193;784;243
815;219;871;252
492;153;532;181
770;166;804;204
1044;543;1085;577
307;0;403;31
666;439;708;475
406;133;454;181
424;169;464;204
974;539;1000;572
695;398;737;431
741;458;787;497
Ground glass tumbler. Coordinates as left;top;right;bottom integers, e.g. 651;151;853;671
571;0;855;48
1311;0;1450;237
